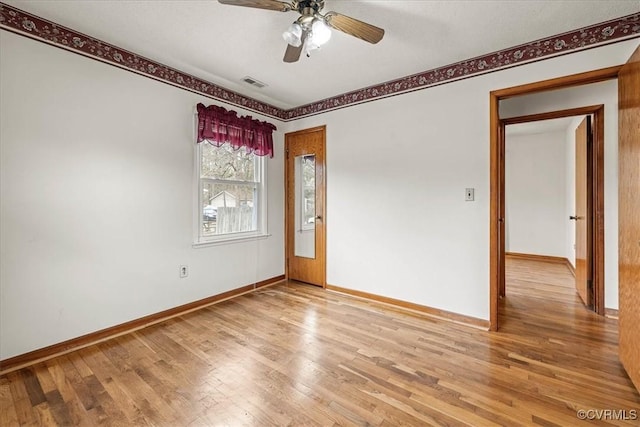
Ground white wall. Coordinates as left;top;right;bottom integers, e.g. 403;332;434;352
504;131;567;257
0;32;285;359
288;39;638;320
501;80;620;309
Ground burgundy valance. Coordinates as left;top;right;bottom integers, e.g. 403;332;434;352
196;103;276;158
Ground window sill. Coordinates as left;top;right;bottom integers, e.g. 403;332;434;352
192;233;271;248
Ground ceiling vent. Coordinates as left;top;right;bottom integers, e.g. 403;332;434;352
241;76;267;89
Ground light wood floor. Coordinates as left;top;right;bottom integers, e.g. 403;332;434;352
1;259;639;426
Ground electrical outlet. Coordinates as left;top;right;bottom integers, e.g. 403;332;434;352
465;188;475;201
179;265;189;278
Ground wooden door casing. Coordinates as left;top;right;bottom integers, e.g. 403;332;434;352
618;45;640;392
285;126;326;287
489;67;621;330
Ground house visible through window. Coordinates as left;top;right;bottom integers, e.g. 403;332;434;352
198;143;265;240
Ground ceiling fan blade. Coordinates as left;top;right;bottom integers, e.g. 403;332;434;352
283;31;307;63
325;12;384;44
283;44;303;63
218;0;292;12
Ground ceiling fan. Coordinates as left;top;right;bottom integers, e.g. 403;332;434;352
218;0;385;63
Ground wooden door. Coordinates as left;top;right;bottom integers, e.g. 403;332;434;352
498;123;506;298
618;45;640;392
574;116;593;308
285;126;326;287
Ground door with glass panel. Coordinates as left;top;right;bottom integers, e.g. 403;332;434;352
285;126;326;287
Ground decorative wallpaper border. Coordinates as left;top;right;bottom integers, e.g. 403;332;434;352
284;12;640;120
1;2;638;121
0;3;284;119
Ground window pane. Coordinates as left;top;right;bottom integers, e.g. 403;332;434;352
301;155;315;227
202;182;256;236
201;144;256;182
302;155;315;188
303;188;315;226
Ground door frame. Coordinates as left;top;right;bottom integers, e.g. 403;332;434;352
284;125;327;287
489;66;621;331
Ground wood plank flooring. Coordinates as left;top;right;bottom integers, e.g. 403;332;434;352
1;258;639;426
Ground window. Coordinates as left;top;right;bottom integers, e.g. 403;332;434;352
197;143;266;242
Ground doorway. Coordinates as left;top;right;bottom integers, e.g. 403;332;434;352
489;66;620;331
501;106;604;318
285;126;327;287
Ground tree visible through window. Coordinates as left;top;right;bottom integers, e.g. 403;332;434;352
199;143;264;239
300;155;315;229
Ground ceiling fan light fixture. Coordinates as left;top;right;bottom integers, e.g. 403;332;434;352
310;18;331;46
217;0;385;63
282;22;303;47
304;40;320;57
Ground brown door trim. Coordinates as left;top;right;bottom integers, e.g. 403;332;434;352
284;125;327;287
489;67;618;331
491;66;622;99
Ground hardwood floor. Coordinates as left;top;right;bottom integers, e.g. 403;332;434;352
2;259;639;426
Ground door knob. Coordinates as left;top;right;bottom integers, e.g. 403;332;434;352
570;215;579;220
315;215;322;221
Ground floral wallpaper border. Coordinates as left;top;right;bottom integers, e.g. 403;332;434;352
1;2;638;121
0;3;284;119
284;12;640;120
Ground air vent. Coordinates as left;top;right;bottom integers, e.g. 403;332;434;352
241;76;267;89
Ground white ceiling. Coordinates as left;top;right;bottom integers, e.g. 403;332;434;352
4;0;639;109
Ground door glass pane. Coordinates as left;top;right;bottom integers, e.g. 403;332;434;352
294;154;315;258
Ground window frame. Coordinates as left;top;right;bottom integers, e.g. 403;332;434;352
193;142;268;246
